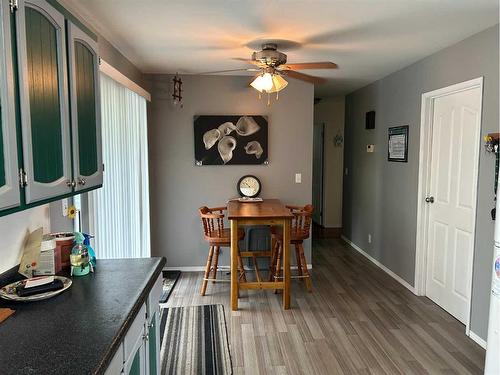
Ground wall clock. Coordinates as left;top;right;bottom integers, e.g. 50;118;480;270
237;175;261;198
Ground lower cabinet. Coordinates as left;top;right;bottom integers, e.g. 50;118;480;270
105;274;162;375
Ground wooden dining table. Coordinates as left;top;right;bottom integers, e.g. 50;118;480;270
227;199;293;311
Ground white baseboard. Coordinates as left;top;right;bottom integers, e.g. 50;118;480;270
163;264;313;272
341;235;416;295
468;331;487;349
164;266;205;272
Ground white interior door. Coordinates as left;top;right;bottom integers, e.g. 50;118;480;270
312;123;324;225
425;86;481;324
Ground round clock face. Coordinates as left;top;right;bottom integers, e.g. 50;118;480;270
237;175;261;198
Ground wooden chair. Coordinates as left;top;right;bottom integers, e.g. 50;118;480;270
269;204;313;292
198;206;246;296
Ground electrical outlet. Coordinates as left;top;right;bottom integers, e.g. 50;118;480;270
295;173;302;183
62;198;69;217
368;234;372;243
367;144;375;153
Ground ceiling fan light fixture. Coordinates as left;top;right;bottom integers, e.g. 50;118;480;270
250;72;274;92
269;74;288;93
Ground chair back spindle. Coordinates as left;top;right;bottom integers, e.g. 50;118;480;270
286;204;313;240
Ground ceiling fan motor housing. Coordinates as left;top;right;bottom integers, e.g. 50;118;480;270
252;43;287;67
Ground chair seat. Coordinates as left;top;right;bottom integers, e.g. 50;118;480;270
205;228;245;245
272;227;309;243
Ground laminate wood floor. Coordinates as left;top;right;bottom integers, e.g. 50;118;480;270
164;238;485;374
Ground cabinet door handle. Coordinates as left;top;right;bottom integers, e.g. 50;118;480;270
78;178;86;186
66;180;76;188
142;333;149;341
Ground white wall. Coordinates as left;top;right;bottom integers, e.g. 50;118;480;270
314;97;345;228
146;74;314;268
0;205;50;273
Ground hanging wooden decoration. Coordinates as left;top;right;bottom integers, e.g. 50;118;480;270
172;73;183;107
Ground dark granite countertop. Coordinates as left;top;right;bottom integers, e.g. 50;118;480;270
0;257;166;375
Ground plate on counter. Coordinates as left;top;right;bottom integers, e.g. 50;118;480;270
0;276;72;302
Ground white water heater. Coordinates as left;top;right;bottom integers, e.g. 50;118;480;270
485;180;500;374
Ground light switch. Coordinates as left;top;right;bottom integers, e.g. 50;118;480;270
295;173;302;183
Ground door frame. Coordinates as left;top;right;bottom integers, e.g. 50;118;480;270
414;77;483;335
312;122;325;226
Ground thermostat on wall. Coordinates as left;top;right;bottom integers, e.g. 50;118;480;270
367;144;375;153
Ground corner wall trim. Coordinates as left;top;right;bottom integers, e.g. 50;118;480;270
340;235;417;294
469;331;487;349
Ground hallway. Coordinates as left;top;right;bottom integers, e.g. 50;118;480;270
164;238;485;374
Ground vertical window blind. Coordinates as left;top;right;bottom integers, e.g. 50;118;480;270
89;73;151;259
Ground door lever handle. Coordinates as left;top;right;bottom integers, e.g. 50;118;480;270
425;196;434;203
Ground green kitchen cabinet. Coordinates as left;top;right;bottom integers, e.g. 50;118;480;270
0;0;21;210
67;21;102;191
16;0;73;204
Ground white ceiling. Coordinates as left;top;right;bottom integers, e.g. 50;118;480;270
62;0;499;96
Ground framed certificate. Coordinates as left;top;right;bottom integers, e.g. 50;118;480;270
388;125;409;162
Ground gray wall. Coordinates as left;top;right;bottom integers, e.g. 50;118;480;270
146;74;314;268
343;24;499;340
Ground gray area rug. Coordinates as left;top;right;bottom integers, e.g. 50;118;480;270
160;304;232;375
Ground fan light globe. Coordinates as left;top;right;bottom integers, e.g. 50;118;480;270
250;75;265;92
250;73;274;92
269;74;288;93
261;73;274;91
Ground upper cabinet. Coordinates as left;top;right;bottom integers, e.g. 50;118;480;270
0;0;21;210
0;0;103;216
67;21;102;191
16;0;72;203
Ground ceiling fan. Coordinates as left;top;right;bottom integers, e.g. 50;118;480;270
202;43;337;103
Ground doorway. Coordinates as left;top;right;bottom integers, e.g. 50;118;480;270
415;77;483;333
312;122;325;226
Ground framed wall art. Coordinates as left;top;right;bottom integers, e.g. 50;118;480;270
388;125;409;162
194;115;268;165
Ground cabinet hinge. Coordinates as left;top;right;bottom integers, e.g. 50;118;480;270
18;168;27;187
9;0;18;13
98;56;102;66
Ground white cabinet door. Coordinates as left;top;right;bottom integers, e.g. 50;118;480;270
146;274;162;375
124;336;146;375
0;0;20;210
67;21;103;191
16;0;73;203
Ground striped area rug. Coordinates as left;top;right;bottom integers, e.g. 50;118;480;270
160;304;232;375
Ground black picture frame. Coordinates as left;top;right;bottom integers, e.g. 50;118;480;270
194;115;268;165
388;125;409;162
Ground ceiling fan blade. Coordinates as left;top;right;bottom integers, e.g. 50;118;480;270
284;70;327;84
233;58;262;67
280;62;338;70
198;68;260;75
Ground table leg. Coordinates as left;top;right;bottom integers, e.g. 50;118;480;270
230;219;239;311
283;218;291;309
